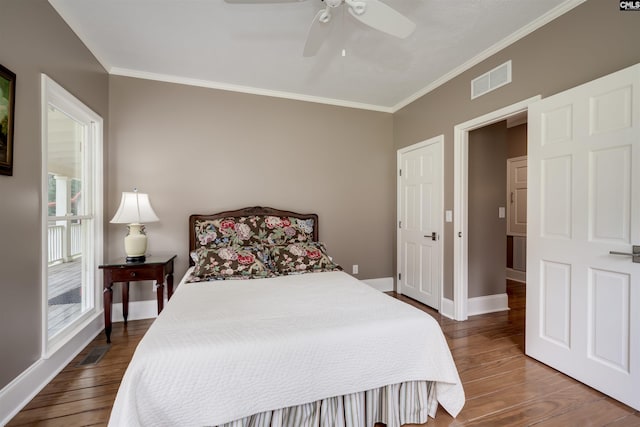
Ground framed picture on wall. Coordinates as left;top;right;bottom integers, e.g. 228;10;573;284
0;63;16;176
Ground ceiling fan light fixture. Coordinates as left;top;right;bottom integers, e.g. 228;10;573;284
325;0;343;7
229;0;415;57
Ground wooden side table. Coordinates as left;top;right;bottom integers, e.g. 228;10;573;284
99;254;177;343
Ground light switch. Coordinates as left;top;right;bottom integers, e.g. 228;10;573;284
499;207;506;218
445;210;453;222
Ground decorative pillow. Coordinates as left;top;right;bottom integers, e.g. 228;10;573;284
192;246;272;280
263;217;315;245
194;217;262;248
268;242;340;275
194;216;315;249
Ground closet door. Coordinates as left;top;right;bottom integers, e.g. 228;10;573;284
507;156;527;236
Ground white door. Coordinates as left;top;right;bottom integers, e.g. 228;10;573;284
507;156;527;236
397;136;443;310
527;63;640;410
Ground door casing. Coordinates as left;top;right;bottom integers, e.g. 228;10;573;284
453;96;540;321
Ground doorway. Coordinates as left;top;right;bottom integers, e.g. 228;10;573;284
453;96;540;321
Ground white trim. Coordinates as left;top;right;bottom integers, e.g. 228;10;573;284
41;75;104;358
361;277;394;292
467;293;510;316
391;0;586;112
110;68;394;113
396;136;444;309
453;96;540;321
440;298;455;320
50;0;583;113
111;299;166;323
0;315;103;427
506;268;527;283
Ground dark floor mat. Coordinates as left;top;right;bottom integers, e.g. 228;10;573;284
49;287;81;305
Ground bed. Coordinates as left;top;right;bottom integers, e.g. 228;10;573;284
108;207;464;427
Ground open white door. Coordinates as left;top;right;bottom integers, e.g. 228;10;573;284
397;136;443;310
527;63;640;410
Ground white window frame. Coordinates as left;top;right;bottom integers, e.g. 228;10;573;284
41;75;104;358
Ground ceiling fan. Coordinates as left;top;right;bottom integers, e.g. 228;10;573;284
225;0;416;57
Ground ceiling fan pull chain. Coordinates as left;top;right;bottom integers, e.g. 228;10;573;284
345;0;366;15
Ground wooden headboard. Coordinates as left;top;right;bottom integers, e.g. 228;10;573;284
188;206;319;266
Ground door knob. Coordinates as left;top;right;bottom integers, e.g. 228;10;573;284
423;232;438;241
609;245;640;263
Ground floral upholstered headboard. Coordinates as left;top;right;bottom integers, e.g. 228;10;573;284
187;207;339;281
188;206;319;267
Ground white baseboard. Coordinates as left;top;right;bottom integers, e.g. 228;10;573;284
0;297;169;424
468;293;509;316
362;277;394;292
506;268;526;283
0;315;103;426
440;298;455;319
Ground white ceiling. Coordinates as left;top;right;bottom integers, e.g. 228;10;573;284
48;0;581;112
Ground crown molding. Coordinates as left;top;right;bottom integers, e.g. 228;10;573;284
109;68;394;113
390;0;587;113
51;0;585;114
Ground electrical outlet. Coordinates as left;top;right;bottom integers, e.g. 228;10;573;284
352;264;359;275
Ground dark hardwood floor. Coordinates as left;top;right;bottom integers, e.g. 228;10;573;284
8;280;639;426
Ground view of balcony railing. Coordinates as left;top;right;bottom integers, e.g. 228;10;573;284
47;220;83;338
47;221;82;265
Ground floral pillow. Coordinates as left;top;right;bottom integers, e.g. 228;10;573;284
194;217;261;248
263;216;315;245
192;246;272;280
194;216;315;249
268;242;340;275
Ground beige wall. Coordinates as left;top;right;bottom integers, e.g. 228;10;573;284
468;121;507;298
394;0;640;299
108;76;394;301
507;123;527;159
2;0;639;394
0;1;108;389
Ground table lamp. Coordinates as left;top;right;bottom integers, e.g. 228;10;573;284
110;189;159;262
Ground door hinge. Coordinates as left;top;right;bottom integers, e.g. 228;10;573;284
398;273;401;281
398;221;402;228
399;169;402;177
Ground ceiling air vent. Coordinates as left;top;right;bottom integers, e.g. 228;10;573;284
471;60;512;99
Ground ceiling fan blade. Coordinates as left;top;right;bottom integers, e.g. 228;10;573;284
303;9;333;57
347;0;415;39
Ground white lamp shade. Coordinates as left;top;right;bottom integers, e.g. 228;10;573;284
110;192;159;224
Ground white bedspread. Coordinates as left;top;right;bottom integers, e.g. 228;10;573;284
109;270;464;426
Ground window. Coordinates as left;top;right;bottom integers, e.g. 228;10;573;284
42;75;103;356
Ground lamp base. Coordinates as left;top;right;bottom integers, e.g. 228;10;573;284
124;224;148;262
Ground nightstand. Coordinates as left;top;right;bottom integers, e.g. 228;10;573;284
99;254;177;343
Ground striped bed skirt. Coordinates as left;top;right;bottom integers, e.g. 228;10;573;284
216;381;436;427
